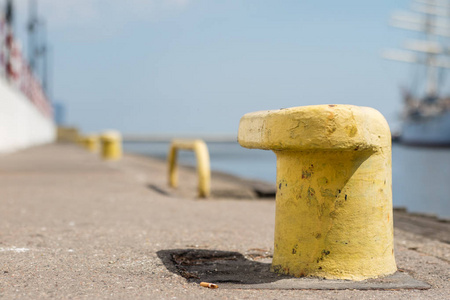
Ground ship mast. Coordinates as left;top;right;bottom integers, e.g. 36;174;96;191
27;0;37;72
423;0;439;97
383;0;450;99
27;0;48;94
5;0;13;28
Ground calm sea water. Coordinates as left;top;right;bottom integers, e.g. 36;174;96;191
124;141;450;219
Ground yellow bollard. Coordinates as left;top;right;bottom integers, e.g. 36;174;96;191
238;104;396;281
76;136;84;147
57;127;81;143
82;135;100;153
168;139;211;198
81;137;89;149
100;131;122;160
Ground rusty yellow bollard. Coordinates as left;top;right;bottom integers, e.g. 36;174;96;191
168;139;211;198
238;104;396;281
100;131;122;160
82;135;100;153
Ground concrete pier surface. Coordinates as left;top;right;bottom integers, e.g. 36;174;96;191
0;144;448;299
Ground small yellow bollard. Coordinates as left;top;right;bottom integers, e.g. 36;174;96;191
100;131;122;160
238;104;396;281
82;135;100;153
168;139;211;198
57;127;81;143
76;136;84;147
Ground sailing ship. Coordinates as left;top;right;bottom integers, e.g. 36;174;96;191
384;0;450;146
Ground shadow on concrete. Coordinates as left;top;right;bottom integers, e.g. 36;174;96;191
147;184;172;196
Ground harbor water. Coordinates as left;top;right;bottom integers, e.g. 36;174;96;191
124;141;450;220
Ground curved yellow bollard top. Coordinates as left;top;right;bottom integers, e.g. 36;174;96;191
238;104;391;151
238;104;396;281
100;130;122;161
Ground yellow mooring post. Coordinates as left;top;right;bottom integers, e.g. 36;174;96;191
100;131;122;160
238;105;396;281
168;139;211;198
82;135;100;153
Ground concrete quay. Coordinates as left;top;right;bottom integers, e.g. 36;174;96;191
0;143;448;299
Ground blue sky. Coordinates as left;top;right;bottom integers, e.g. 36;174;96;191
12;0;413;135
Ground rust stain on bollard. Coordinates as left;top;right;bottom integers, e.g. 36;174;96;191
238;104;396;281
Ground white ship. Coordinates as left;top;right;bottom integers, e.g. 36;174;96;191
384;0;450;146
0;0;55;153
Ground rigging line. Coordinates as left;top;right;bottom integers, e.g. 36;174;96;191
409;57;423;96
438;64;444;92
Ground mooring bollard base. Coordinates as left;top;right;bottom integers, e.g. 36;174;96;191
216;271;430;290
270;149;396;281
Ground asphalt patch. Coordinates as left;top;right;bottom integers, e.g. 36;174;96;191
157;249;430;290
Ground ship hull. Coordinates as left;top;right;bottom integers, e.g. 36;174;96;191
400;111;450;146
0;78;55;153
0;6;56;154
